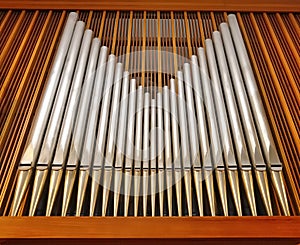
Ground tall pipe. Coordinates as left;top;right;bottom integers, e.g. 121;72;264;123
212;31;257;216
76;45;109;217
220;23;272;215
163;86;173;216
157;92;164;217
228;14;290;216
102;63;124;216
205;39;241;216
142;92;150;217
114;71;130;216
123;79;137;217
177;71;192;216
47;46;108;216
183;62;202;216
29;21;86;216
150;97;157;217
11;12;78;216
133;86;144;216
62;35;99;216
169;79;182;216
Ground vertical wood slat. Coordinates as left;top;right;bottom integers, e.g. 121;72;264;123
262;13;300;105
125;11;133;71
111;11;120;55
0;11;53;153
197;12;205;48
275;13;300;69
0;10;26;68
184;11;192;57
0;10;12;33
157;11;162;89
170;11;178;80
249;13;300;155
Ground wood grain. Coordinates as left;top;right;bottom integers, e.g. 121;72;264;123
0;217;299;239
0;0;299;11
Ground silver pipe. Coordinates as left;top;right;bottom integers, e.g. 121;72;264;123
37;21;86;170
104;63;124;168
227;14;280;169
197;47;223;170
220;24;266;171
93;54;117;169
220;23;273;215
197;47;221;216
212;31;256;216
163;85;173;216
46;30;98;217
169;80;181;171
169;79;182;216
182;63;201;169
77;45;108;217
205;39;241;216
177;71;190;170
29;24;89;216
133;86;144;216
20;12;79;168
227;14;289;216
124;79;137;217
90;54;116;216
150;98;157;217
177;71;192;216
115;71;131;169
157;92;164;217
80;46;109;170
190;55;209;170
11;12;78;216
162;87;172;171
183;62;203;216
102;62;124;216
61;36;100;216
212;32;252;171
142;92;150;217
203;44;236;170
191;55;210;217
75;38;102;216
114;71;130;216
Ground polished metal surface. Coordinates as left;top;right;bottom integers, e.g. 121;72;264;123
169;79;182;216
123;79;137;217
228;14;289;215
212;30;257;216
177;71;192;216
62;33;98;216
205;39;241;216
90;54;116;216
11;12;79;216
10;12;292;217
220;23;272;215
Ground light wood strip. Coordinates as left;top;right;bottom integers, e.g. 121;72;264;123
111;11;120;54
250;13;300;155
0;10;26;68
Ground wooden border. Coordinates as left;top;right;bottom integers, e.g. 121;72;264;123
0;217;299;239
0;0;299;12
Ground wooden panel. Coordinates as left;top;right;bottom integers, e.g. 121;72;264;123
0;217;299;239
0;238;300;245
0;0;299;12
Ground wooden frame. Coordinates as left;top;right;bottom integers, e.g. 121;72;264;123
0;0;299;12
0;217;299;242
0;1;299;243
